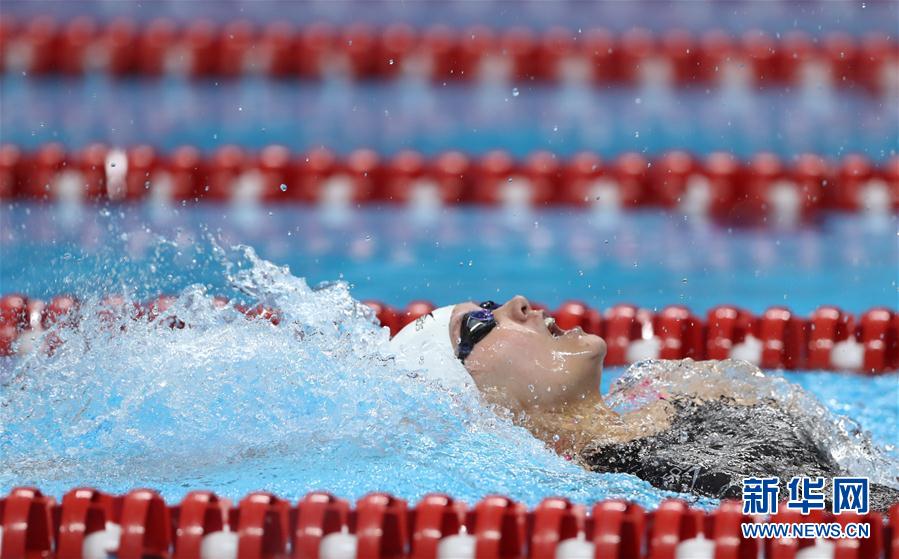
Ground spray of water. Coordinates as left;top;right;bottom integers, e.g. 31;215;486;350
1;241;894;509
1;243;702;507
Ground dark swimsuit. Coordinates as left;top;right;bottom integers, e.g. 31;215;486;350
580;398;899;512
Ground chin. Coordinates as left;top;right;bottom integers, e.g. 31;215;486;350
577;332;608;361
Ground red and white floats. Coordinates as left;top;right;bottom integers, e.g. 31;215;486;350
1;146;896;220
3;19;897;96
1;293;896;373
0;487;895;559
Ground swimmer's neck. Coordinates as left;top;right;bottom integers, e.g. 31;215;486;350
522;390;672;456
520;391;618;453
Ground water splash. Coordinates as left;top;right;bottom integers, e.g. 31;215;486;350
1;244;894;509
0;244;700;507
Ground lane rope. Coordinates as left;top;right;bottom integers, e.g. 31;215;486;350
0;487;893;559
2;293;896;373
1;18;897;96
2;145;897;219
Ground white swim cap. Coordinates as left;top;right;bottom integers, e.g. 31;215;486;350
389;305;473;390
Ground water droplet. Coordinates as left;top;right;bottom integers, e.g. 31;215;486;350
682;278;688;284
512;87;520;97
528;384;535;392
635;97;642;104
279;183;288;192
388;58;395;65
634;131;640;138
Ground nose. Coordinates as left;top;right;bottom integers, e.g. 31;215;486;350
502;295;533;323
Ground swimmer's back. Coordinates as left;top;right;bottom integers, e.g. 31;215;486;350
580;398;899;512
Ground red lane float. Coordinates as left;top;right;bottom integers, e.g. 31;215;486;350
293;492;350;559
529;497;584;559
3;488;893;558
654;305;703;361
3;19;897;92
355;494;408;559
3;146;896;219
2;293;896;373
758;307;807;371
602;304;642;366
706;305;755;362
0;294;29;356
172;491;229;559
235;492;291;559
471;495;527;559
889;502;899;559
591;500;645;559
381;151;469;205
646;499;705;559
410;494;464;559
708;500;760;559
56;488;119;558
807;307;856;370
0;487;56;559
117;489;171;559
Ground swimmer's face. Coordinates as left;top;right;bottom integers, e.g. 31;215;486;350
450;295;607;413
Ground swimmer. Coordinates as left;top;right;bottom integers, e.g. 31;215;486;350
391;296;899;511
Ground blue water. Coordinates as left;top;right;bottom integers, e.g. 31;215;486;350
3;77;896;160
0;245;895;509
2;0;895;34
1;0;897;509
0;205;896;508
1;204;895;315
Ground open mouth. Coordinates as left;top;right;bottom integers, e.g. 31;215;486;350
544;316;566;337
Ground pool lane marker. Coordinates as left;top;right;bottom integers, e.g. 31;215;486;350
0;294;896;373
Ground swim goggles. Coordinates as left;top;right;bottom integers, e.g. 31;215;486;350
456;300;500;363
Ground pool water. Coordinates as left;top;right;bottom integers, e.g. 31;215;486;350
0;204;896;509
1;204;895;314
1;0;897;512
3;0;896;34
3;77;896;160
